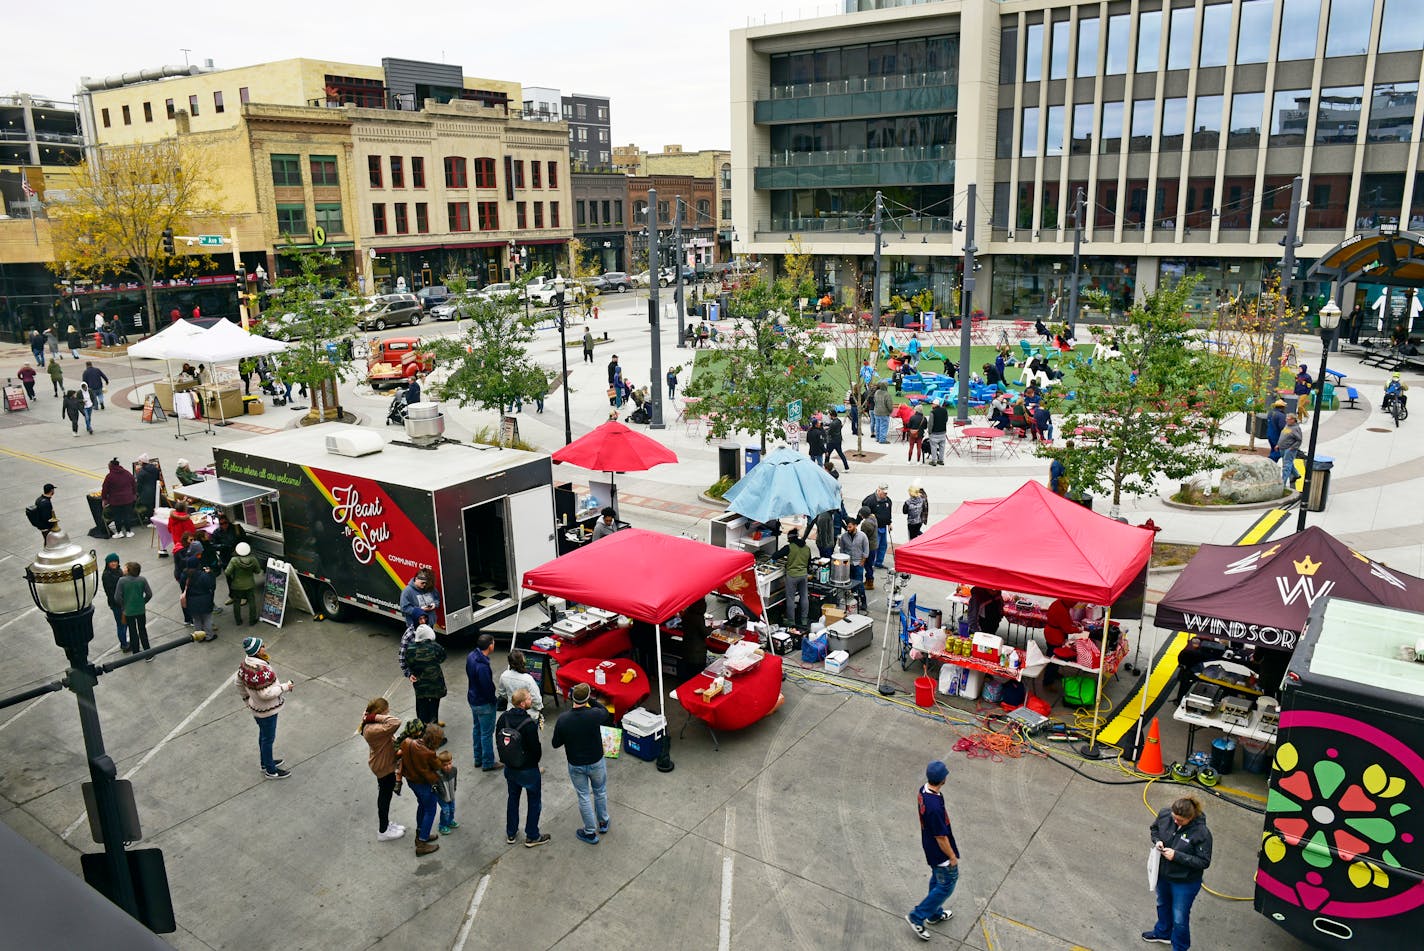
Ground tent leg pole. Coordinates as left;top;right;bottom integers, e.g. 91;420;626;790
509;592;524;653
1077;606;1115;759
655;633;674;772
876;587;897;695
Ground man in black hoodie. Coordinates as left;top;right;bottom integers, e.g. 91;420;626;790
101;553;129;652
496;688;549;848
551;682;612;844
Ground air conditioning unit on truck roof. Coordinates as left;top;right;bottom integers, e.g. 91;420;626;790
325;429;386;457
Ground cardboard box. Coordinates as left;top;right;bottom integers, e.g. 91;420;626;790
244;398;265;415
825;649;850;674
821;604;846;625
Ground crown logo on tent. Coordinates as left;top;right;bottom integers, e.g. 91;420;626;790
1294;555;1322;577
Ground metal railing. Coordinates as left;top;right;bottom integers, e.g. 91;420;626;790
762;69;956;101
758;215;958;234
759;144;950;167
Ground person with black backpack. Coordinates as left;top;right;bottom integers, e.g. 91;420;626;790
495;688;549;848
28;484;56;539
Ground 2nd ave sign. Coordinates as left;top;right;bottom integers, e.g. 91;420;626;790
198;235;224;246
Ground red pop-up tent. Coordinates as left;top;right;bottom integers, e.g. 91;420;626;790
517;529;758;724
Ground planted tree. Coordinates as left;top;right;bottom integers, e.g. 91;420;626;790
266;249;361;422
684;273;835;453
1205;277;1302;450
1038;276;1231;516
46;138;222;334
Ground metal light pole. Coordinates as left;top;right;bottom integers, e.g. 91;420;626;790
1067;185;1085;338
1264;177;1304;411
674;196;687;348
955;183;977;424
552;275;573;445
647;189;665;429
870;190;884;335
1297;298;1341;531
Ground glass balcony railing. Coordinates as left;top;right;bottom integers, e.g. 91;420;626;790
760;144;950;167
758;214;959;234
754;157;953;189
761;70;956;101
755;77;956;124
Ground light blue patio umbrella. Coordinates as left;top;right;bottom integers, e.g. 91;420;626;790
724;447;843;524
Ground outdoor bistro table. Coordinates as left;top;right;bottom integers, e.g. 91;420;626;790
676;653;784;747
554;657;650;723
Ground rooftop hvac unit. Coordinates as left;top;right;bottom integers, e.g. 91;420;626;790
325;429;386;457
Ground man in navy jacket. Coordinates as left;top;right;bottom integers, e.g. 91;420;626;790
466;634;498;770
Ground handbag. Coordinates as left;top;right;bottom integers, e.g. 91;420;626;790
1147;845;1161;891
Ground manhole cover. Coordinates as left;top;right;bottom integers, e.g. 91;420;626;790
1366;426;1394;433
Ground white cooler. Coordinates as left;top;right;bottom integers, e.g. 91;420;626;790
621;707;666;762
826;614;874;656
958;669;984;700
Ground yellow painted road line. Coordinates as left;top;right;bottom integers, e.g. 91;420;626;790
0;445;102;481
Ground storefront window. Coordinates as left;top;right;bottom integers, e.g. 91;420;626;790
1100;101;1124;153
1199;4;1230;68
1278;0;1320;61
990;256;1137;318
1228;92;1264;148
1269;89;1311;146
1166;7;1195;71
1191;96;1223;150
1164;258;1265;314
1077;18;1099;78
1325;0;1372;57
1105;14;1130;75
1367;82;1417;142
1380;0;1424;54
1236;0;1273;64
1137;10;1162;73
1025;22;1044;82
1315;87;1363;145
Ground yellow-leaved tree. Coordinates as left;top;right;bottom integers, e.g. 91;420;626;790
47;138;224;334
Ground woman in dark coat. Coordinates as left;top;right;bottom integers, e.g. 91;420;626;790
183;564;218;641
61;389;83;435
1145;796;1213;948
806;418;826;466
405;624;448;726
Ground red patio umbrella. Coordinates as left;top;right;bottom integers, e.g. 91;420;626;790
551;420;677;478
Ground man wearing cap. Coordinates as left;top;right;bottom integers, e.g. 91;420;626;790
225;541;264;626
1265;399;1288;461
236;637;293;779
1293;364;1313;421
906;760;959;940
862;484;893;570
835;518;870;612
552;682;613;844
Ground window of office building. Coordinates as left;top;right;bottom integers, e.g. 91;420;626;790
1095;181;1119;228
371;203;387;235
1380;0;1424;53
722;198;731;220
577;200;587;226
1316;87;1364;145
1046;105;1065;156
276;203;306;235
602;200;612;224
1167;7;1195;70
1016;182;1035;229
997;108;1014;158
445;156;467;188
310;156;338;187
394;203;408;234
1161;97;1188;150
314;203;344;234
100;107;110;128
1137;10;1162;72
549;161;558;187
1359;172;1405;227
1199;4;1231;68
474;157;496;189
477;202;498;230
1100;101;1124;153
1068;103;1094;154
121;104;131;125
992;182;1011;228
214;91;224;114
1050;20;1070;80
1326;0;1371;57
658;200;670;221
532;162;542;188
368;155;383;188
165;98;175;119
1000;25;1017;84
1191;95;1223;149
1039;182;1060;229
189;94;199;116
271;154;301;187
239;87;250;105
448;202;471;232
513;160;525;188
412;156;425;188
390;156;404;188
1025;22;1044;82
533;202;544;228
415;203;429;233
1229;92;1264;147
516;202;527;229
1022;105;1040;157
1237;0;1274;64
1306;175;1351;229
551;202;560;227
1278;0;1320;60
1105;14;1130;74
143;101;153;122
1077;17;1099;77
1270;89;1312;146
1184;178;1214;227
1130;99;1155;150
1219;177;1255;229
1369;82;1418;142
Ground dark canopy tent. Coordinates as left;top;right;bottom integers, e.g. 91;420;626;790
1305;226;1424;292
517;529;757;723
1155;525;1424;652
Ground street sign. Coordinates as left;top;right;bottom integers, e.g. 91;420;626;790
198;235;223;246
787;399;802;422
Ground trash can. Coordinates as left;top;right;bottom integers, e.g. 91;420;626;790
85;491;112;540
718;443;741;483
1210;737;1237;775
1306;455;1335;512
744;446;762;474
1241;740;1271;774
1246;412;1268;438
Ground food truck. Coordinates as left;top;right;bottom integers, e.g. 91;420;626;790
1255;597;1424;948
180;419;556;633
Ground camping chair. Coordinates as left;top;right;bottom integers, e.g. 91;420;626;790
1019;340;1035;361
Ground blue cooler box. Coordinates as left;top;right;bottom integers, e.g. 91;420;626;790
621;707;666;761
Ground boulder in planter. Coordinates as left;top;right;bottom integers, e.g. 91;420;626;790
1217;457;1285;503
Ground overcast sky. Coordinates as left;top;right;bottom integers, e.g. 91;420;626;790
3;0;845;150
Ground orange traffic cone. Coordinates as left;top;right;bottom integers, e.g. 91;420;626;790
1137;717;1165;776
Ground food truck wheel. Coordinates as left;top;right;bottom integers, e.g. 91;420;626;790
320;585;350;621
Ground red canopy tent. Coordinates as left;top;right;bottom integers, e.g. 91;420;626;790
518;529;759;722
892;481;1157;751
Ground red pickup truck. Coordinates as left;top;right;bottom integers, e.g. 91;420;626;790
366;336;433;389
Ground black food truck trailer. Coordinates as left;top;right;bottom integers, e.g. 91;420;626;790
1255;596;1424;948
175;422;557;633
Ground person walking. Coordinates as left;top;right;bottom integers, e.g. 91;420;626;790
872;382;893;443
928;398;949;466
17;363;37;401
496;649;544;718
44;325;60;362
1293;364;1313;421
61;389;83;436
81;361;109;409
78;383;95;434
29;328;45;367
30;483;56;540
836;519;870;613
779;527;813;629
47;358;64;397
101;554;129;653
406;623;448;726
224;541;264;626
236;636;293;779
359;697;406;842
805;417;826;467
551;682;612;845
903;482;930;540
466;633;498;771
666;366;678;402
1143;796;1213;949
582;328;594;363
496;688;549;847
1265;399;1288;461
905;759;959;941
398;722;444;855
101;458;138;538
862;483;893;569
183;562;218;641
1277;414;1303;488
114;562;153;655
64;324;82;359
825;408;850;469
905;404;927;463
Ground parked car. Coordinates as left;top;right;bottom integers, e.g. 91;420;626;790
655;266;695;287
367;336;434;389
600;271;632;292
579;275;612;294
632;271;652;288
476;282;521;303
430;301;463;321
526;277;587;307
357;293;423;330
416;285;451;311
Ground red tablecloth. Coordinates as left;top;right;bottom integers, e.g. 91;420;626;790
554;658;650;722
676;654;783;732
961;427;1005;439
531;625;632;665
928;649;1025;682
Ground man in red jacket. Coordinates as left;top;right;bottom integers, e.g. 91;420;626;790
100;457;138;537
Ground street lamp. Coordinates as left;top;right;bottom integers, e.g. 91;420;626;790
552;274;573;445
1297;298;1341;531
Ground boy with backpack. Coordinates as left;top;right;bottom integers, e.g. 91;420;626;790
495;688;549;847
28;484;57;539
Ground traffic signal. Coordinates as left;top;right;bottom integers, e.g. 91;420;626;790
161;228;175;254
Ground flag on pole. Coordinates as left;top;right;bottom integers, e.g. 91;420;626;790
21;178;35;199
